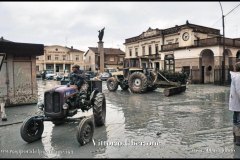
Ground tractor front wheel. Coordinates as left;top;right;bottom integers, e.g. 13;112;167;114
107;77;118;91
20;116;44;143
76;117;94;146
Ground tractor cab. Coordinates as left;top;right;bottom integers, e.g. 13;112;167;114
123;57;152;79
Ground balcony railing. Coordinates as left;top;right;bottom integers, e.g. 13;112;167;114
160;37;240;52
194;37;240;47
161;43;179;51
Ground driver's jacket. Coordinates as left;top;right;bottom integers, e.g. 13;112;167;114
69;70;88;93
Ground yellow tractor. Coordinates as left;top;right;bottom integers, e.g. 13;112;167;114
106;57;187;96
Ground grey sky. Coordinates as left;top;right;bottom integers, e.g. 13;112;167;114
0;2;240;52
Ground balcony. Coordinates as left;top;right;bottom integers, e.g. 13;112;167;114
160;37;240;52
195;37;240;47
161;43;179;51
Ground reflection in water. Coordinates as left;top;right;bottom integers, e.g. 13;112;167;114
41;122;60;158
100;83;235;158
36;80;235;158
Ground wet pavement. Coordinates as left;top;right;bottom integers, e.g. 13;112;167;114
1;79;240;158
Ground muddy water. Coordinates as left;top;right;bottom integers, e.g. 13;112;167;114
36;80;239;158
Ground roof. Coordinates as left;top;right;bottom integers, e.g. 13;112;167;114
44;45;85;53
65;46;85;53
0;36;12;42
0;38;44;56
85;47;125;56
125;21;220;44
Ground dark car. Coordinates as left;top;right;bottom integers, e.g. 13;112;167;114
100;72;112;81
85;71;96;80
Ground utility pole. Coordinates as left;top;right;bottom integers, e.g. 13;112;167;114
219;1;225;85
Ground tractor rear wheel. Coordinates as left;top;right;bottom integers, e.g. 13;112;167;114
93;92;106;127
128;72;148;93
107;77;118;91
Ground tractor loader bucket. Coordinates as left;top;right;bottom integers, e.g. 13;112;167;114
156;72;187;96
163;85;186;97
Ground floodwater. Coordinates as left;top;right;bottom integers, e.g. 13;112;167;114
1;79;240;158
36;80;239;158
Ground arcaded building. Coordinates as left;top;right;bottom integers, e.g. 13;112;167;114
124;21;240;84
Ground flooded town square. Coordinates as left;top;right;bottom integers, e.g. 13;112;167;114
0;80;240;158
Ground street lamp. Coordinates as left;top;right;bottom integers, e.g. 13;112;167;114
219;1;226;85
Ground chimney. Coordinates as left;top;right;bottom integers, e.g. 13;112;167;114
71;46;73;49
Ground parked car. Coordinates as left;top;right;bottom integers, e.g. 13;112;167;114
104;68;117;74
45;70;55;80
100;72;112;81
85;71;97;80
53;73;64;81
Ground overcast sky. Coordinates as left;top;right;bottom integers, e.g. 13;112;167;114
0;2;240;52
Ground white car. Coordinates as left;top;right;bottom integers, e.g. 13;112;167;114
45;71;56;80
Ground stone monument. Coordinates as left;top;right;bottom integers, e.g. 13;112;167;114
98;27;105;73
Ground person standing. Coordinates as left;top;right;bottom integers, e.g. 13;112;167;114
229;62;240;146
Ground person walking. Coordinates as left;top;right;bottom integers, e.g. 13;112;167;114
229;62;240;146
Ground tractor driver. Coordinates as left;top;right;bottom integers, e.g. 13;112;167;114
69;64;89;94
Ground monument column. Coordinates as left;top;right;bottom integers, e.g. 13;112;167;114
97;27;105;73
98;41;104;73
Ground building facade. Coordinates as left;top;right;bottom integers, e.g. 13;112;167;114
124;21;240;84
84;47;125;72
36;45;85;74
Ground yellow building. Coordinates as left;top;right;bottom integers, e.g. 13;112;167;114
124;21;240;84
36;45;85;74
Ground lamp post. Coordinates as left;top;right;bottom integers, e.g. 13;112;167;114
219;1;226;85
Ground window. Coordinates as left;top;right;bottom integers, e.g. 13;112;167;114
89;56;91;62
47;55;51;60
142;46;145;55
129;49;132;57
135;48;138;57
148;45;152;55
155;44;159;55
119;57;123;62
36;56;39;60
164;54;175;72
109;57;115;62
63;55;66;60
55;55;59;60
76;55;79;61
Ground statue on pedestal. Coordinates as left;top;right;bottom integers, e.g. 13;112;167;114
98;27;105;42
